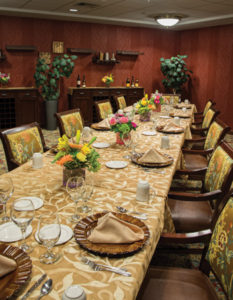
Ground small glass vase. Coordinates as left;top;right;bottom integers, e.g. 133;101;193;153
139;111;151;122
63;167;85;186
105;82;111;88
155;103;161;112
116;132;131;145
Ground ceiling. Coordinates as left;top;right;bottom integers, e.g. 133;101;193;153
1;0;233;30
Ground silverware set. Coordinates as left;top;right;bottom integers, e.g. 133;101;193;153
81;256;131;277
116;206;148;220
21;274;52;300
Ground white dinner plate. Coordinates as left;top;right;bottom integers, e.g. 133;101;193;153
142;131;157;136
105;161;128;169
15;197;43;210
92;142;110;149
0;222;32;242
35;224;73;245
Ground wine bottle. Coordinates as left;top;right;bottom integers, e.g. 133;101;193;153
82;75;86;88
131;76;135;87
126;77;130;87
76;74;81;87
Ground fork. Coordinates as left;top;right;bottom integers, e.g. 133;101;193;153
81;257;131;277
116;206;148;217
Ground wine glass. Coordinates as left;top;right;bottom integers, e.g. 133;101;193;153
11;198;34;253
38;213;61;264
122;132;132;159
0;177;14;223
66;176;84;222
81;127;93;144
80;174;93;214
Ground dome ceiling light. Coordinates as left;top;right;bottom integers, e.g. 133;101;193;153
154;14;183;27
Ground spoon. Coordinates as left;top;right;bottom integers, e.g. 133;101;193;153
116;206;147;217
37;279;53;299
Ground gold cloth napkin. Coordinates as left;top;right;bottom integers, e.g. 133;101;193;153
96;119;110;129
87;212;144;243
163;122;183;132
0;255;17;278
138;148;169;164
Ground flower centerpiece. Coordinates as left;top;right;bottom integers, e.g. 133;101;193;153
109;113;138;145
136;94;153;122
149;90;164;112
52;130;101;185
0;72;10;86
102;73;114;87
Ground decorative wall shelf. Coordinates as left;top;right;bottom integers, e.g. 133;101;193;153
116;50;144;56
92;57;120;64
6;45;37;51
0;55;6;62
67;48;93;54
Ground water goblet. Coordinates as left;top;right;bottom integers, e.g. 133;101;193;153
66;176;84;222
81;127;93;144
11;198;34;253
80;174;93;214
0;177;14;223
38;213;61;264
122;132;132;159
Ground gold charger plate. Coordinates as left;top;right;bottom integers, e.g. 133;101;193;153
74;212;150;258
131;152;174;168
0;244;32;300
156;126;184;134
91;123;110;131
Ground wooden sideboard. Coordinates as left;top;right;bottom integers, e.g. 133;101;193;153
0;87;41;129
68;86;144;124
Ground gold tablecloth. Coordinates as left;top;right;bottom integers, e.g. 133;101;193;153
0;105;195;299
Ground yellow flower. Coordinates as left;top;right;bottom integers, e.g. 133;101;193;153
76;152;86;162
141;99;147;106
57;135;69;151
145;93;148;99
136;104;140;109
81;144;91;155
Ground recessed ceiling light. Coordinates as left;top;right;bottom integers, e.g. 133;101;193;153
69;8;78;12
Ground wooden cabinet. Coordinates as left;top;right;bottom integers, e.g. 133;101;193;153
68;87;144;125
0;88;41;129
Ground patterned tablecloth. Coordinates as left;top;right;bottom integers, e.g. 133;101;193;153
0;105;195;300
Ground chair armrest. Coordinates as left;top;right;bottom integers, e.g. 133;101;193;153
185;137;206;144
174;167;207;176
44;146;50;152
192;121;202;126
191;127;208;134
182;148;213;155
168;190;222;201
9;158;20;171
159;229;212;244
194;112;203;116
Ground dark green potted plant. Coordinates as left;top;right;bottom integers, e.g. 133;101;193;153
34;54;77;130
160;54;192;94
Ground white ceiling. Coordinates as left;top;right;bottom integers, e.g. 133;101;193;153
0;0;233;30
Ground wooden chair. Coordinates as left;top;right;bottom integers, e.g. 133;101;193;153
0;122;48;171
55;108;84;138
168;141;233;234
162;94;181;104
113;95;127;110
194;99;215;121
137;188;233;300
181;118;231;171
94;99;113;121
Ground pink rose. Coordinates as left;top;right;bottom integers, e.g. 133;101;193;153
109;118;117;125
131;122;137;128
119;117;128;124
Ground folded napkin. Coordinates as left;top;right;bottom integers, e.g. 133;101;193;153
96;119;110;129
123;106;133;113
0;255;17;278
163;122;183;132
138;148;168;164
87;212;144;244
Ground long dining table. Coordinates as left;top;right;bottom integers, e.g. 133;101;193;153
0;105;196;299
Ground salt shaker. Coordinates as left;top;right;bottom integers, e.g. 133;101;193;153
161;136;170;149
32;153;43;169
174;117;180;126
136;180;150;202
62;285;86;300
184;99;189;104
182;107;187;113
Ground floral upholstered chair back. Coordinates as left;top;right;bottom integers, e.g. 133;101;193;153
116;96;127;110
60;112;83;138
206;194;233;299
204;121;224;150
202;108;215;129
7;127;44;165
97;101;113;120
204;145;233;193
162;94;180;104
203;100;213;116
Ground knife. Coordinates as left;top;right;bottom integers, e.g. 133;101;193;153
21;273;47;300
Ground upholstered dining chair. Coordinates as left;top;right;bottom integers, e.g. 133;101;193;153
181;118;231;171
55;108;84;138
94;99;113;121
113;95;127;110
0;122;48;171
162;94;181;104
194;99;215;121
137;188;233;300
168;141;233;234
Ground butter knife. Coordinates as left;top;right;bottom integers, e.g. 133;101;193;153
21;273;47;300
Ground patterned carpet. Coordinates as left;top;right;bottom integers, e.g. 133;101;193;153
0;128;231;299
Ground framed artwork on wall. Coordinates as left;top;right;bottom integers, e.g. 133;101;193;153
39;52;51;64
52;41;64;54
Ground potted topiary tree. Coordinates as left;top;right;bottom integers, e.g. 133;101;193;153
160;54;192;94
34;54;77;130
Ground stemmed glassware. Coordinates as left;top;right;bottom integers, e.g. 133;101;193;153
122;132;132;159
80;174;93;214
37;213;61;264
66;176;84;222
81;127;93;144
11;198;34;253
0;177;14;223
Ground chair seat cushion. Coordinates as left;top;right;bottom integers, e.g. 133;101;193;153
168;198;213;233
140;266;218;300
184;153;208;170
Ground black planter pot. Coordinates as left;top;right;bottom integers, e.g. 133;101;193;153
45;100;58;130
